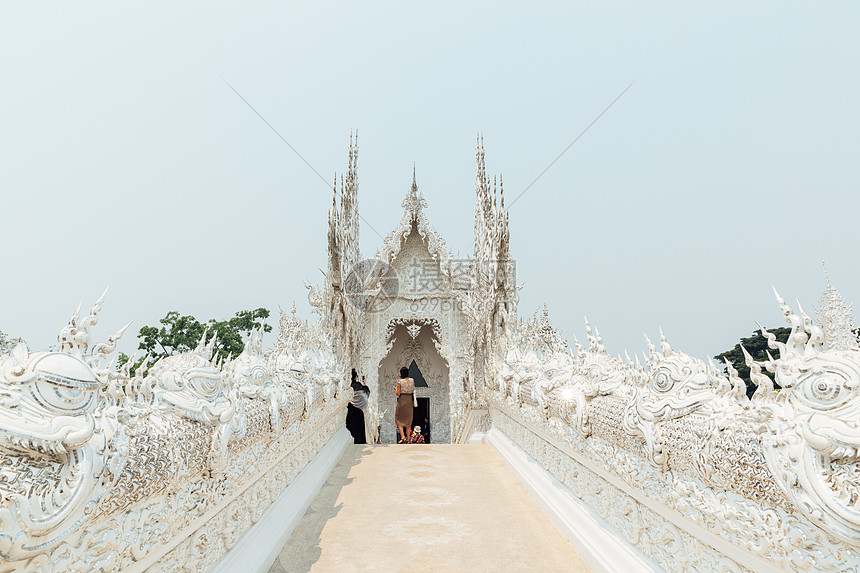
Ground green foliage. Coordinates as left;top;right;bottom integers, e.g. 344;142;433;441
120;308;272;375
0;330;19;355
714;327;791;398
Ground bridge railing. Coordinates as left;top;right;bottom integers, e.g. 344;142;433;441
0;299;346;572
485;294;860;571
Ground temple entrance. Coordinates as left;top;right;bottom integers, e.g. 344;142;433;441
415;397;430;442
378;321;450;444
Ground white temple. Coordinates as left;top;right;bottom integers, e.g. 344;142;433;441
307;135;515;444
2;135;860;571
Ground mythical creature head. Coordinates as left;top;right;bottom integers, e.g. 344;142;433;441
0;294;125;560
148;332;233;426
639;329;729;422
541;321;625;435
225;327;269;395
0;343;100;457
0;293;127;458
578;321;626;396
759;289;860;544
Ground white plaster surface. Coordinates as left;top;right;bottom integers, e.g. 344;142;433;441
486;427;662;573
210;428;352;573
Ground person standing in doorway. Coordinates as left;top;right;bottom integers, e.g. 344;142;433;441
346;369;370;444
394;366;415;443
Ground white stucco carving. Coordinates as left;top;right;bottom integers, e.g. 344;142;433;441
4;136;860;571
306;136;516;444
487;286;860;570
0;293;345;571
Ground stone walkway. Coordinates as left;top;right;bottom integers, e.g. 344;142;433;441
269;444;592;573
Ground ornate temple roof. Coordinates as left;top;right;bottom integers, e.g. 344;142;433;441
375;165;454;275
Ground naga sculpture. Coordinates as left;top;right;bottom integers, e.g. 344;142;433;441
761;289;860;545
0;294;124;562
0;293;346;571
489;285;860;570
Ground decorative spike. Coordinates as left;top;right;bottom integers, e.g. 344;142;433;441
707;356;718;374
796;299;814;335
584;318;599;351
593;326;606;353
196;327;209;352
206;333;217;357
80;287;108;333
91;321;134;361
772;285;786;306
763;349;777;373
741;344;775;400
572;335;584;356
755;320;787;358
121;351;137;377
11;339;29;364
116;322;132;338
723;357;738;378
722;358;747;401
138;353;151;375
643;334;657;357
659;327;672;355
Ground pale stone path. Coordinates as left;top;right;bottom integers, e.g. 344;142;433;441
269;444;592;573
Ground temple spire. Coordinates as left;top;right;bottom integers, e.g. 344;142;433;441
816;264;860;351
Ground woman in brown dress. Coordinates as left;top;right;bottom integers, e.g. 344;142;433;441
394;366;415;443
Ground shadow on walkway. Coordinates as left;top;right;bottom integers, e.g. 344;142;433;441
268;444;371;573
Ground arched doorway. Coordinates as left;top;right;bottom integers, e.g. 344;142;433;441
377;320;450;443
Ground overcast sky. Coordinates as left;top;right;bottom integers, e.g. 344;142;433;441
2;2;859;361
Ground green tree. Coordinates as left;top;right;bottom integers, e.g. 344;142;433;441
714;327;791;398
0;330;20;354
117;308;272;374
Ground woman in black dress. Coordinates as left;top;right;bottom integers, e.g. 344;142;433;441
346;369;370;444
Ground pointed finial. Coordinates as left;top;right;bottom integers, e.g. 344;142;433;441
643;333;657;357
412;162;417;193
659;327;672;354
772;285;786;306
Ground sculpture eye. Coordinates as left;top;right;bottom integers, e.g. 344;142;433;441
28;353;99;414
796;366;857;410
653;371;673;391
804;374;844;406
30;379;97;414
